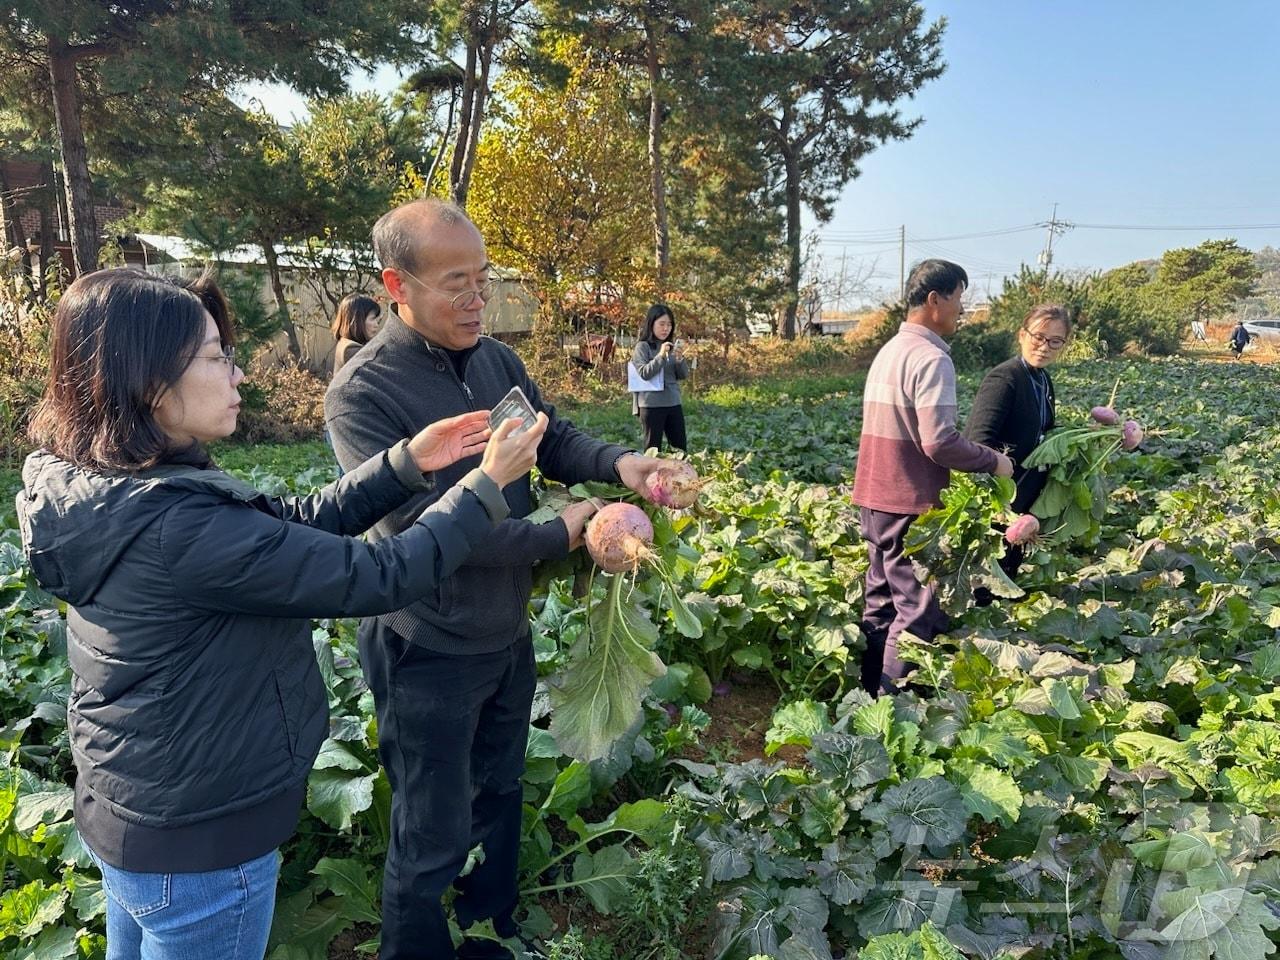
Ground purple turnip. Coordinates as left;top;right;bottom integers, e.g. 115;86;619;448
1090;406;1120;426
1122;419;1144;450
585;502;654;573
1004;514;1041;546
645;461;704;509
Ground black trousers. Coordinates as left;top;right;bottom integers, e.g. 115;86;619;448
637;404;687;452
359;621;535;960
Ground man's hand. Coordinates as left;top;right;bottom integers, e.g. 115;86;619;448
406;410;493;473
993;452;1015;478
615;453;665;499
560;498;603;551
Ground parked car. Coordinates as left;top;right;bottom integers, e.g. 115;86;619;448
1243;318;1280;342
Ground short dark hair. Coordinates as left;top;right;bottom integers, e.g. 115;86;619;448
371;198;472;274
638;303;676;343
904;259;968;308
331;294;381;344
29;268;234;472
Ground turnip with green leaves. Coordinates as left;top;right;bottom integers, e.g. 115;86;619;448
548;498;705;762
1023;412;1147;545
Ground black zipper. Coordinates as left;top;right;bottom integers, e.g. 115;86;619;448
427;343;476;408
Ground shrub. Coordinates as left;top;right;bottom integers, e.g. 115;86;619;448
236;359;328;443
0;261;59;467
950;319;1015;371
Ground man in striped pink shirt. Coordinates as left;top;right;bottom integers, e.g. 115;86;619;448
852;260;1013;695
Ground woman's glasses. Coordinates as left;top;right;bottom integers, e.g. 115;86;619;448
1023;329;1067;350
196;344;237;379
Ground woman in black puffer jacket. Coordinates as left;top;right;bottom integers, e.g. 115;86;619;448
17;268;545;960
964;303;1072;575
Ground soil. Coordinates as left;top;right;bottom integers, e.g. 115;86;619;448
681;671;801;765
328;922;378;959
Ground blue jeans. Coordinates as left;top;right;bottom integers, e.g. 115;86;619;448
92;848;279;960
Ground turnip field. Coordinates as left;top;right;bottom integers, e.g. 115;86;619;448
3;356;1280;960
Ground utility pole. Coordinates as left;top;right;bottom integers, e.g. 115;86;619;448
837;246;848;314
899;224;906;302
1038;203;1071;274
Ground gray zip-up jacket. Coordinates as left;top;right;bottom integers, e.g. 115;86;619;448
16;441;507;872
325;311;630;655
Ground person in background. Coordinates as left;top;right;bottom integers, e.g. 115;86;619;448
331;293;382;375
964;303;1071;575
1230;319;1251;359
325;198;669;960
852;259;1013;697
17;267;544;960
630;303;690;452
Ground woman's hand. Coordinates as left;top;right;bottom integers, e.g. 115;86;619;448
407;410;493;473
481;413;548;488
659;341;674;357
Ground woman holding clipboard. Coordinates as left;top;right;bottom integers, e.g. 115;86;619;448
629;303;690;451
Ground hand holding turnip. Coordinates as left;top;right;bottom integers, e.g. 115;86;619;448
615;452;670;503
993;452;1014;479
644;460;705;509
479;413;548;488
560;497;603;551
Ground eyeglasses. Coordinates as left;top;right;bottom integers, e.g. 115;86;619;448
399;269;500;311
1023;329;1067;350
196;344;237;378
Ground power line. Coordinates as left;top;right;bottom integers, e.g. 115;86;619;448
1071;221;1280;231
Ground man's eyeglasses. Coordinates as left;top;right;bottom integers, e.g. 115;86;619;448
399;269;499;311
1023;329;1067;350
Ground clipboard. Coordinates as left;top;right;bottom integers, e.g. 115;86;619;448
627;361;664;392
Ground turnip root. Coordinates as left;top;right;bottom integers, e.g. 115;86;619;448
1090;406;1120;425
1122;419;1144;450
645;460;704;509
1004;514;1040;546
585;503;654;573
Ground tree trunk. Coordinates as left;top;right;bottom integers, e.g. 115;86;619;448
0;162;17;252
46;37;99;277
448;39;479;206
780;143;802;341
424;83;460;196
455;22;494;209
644;18;669;287
37;161;56;297
261;241;301;359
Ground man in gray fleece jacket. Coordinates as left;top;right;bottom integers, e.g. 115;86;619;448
325;199;664;960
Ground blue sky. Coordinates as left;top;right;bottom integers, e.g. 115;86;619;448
242;1;1280;303
819;0;1280;301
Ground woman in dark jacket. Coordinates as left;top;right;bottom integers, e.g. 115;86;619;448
16;268;545;960
331;293;382;375
964;304;1071;568
630;303;691;451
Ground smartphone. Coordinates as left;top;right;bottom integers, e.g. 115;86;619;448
488;385;539;436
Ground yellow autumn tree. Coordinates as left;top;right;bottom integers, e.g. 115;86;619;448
467;36;651;327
